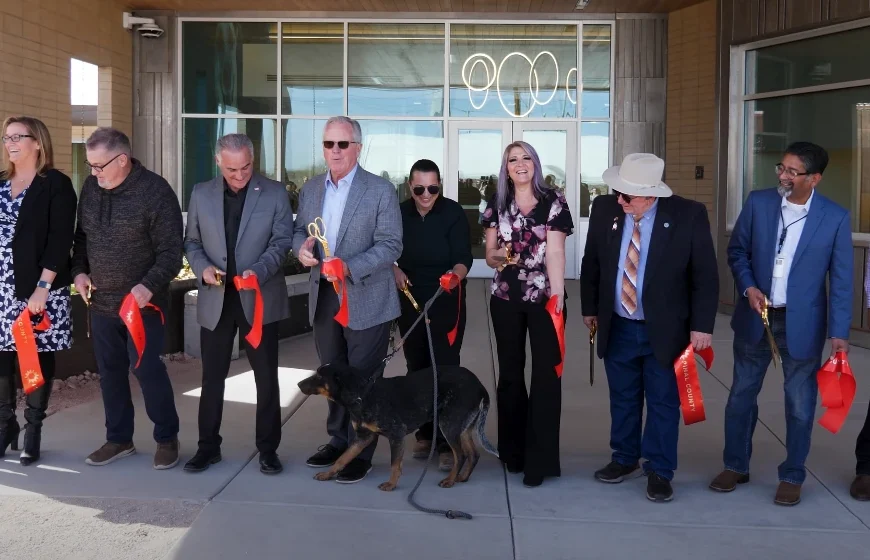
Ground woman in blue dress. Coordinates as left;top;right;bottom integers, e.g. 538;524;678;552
0;117;77;465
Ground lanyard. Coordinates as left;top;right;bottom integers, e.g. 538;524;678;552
777;209;807;255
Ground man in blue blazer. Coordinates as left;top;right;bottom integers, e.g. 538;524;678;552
711;142;853;506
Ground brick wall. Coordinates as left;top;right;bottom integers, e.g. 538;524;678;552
666;0;717;221
0;0;132;175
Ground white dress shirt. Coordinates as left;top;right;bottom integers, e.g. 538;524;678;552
770;189;814;307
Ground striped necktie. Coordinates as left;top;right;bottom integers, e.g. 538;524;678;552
621;217;642;315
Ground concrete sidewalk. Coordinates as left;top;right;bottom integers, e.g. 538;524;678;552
1;279;869;559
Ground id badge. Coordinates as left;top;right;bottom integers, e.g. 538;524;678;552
773;257;785;279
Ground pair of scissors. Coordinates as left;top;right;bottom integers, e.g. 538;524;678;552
307;217;330;258
400;280;421;313
760;296;781;368
589;323;597;386
495;242;515;272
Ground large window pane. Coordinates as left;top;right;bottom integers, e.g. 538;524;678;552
746;26;870;95
283;118;328;212
450;24;577;119
182;118;277;210
581;122;610;218
743;87;870;231
348;24;445;117
357;120;444;201
281;23;343;116
581;24;611;119
182;22;277;115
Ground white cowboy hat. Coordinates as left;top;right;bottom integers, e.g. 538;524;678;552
602;153;672;198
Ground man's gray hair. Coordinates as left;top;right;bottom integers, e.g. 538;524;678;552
86;127;132;155
215;133;254;157
323;116;362;143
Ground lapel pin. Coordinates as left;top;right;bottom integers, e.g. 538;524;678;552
664;223;670;228
611;222;618;231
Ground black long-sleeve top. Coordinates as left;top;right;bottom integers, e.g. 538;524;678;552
397;197;473;300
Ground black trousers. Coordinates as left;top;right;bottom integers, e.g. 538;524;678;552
199;287;281;454
313;282;391;462
857;400;870;475
489;295;564;478
0;351;55;428
397;284;466;448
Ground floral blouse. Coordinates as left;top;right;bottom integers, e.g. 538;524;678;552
482;190;574;304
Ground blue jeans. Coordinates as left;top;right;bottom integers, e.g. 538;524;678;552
91;312;180;444
724;309;821;484
603;315;681;480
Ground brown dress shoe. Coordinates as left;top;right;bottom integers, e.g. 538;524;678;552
154;439;180;470
709;470;750;492
85;441;136;466
850;475;870;501
774;481;802;506
413;439;432;459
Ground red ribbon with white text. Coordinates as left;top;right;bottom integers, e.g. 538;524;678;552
673;344;714;425
817;351;856;434
322;257;349;327
440;272;462;346
233;274;264;349
544;295;566;377
120;294;164;369
12;309;51;395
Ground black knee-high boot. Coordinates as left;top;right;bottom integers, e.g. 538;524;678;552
0;371;20;458
20;352;54;466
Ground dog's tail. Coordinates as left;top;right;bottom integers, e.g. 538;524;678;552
476;392;499;458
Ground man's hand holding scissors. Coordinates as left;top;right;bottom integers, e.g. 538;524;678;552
298;236;320;267
202;265;225;286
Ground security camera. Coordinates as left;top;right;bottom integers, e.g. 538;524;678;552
122;12;164;38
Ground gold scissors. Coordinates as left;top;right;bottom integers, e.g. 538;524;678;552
589;323;597;386
760;296;781;368
307;217;330;258
401;280;421;313
496;242;514;272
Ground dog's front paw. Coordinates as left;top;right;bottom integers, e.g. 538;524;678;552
378;481;397;491
314;471;335;481
438;477;456;488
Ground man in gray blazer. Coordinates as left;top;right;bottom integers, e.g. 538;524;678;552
293;116;402;484
183;134;294;475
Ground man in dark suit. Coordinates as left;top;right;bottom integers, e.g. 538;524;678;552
713;142;852;506
580;153;719;503
183;133;294;475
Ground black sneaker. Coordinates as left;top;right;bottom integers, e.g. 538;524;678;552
647;473;674;502
336;458;372;484
306;444;344;468
594;461;640;483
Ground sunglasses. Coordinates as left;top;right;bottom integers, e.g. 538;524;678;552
614;190;634;203
412;185;440;196
322;140;359;150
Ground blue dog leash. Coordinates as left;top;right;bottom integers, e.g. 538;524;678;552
381;287;474;521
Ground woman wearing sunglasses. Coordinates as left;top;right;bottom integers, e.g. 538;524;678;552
481;141;574;488
393;159;473;472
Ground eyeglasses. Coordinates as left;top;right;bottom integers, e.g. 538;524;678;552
775;163;812;180
323;140;359;150
85;153;124;173
412;185;440;196
614;190;633;203
2;134;34;143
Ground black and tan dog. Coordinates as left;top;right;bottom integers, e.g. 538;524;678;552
298;362;499;491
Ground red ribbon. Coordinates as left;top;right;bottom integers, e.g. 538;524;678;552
322;257;349;327
12;309;51;395
440;272;462;346
233;274;265;349
544;295;566;377
817;351;856;434
673;344;714;425
120;294;164;369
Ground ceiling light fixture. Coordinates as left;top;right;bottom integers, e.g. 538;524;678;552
574;0;590;9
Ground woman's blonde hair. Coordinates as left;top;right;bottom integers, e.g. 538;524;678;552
0;116;54;180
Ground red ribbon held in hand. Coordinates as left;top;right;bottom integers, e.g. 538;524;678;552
12;309;51;395
544;295;566;377
673;344;714;425
322;257;349;327
120;294;164;369
233;274;265;349
817;351;856;434
440;272;462;346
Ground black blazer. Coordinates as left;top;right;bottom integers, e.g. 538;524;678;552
9;168;78;299
580;194;719;367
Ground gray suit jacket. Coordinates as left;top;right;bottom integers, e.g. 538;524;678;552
292;166;402;330
185;174;294;331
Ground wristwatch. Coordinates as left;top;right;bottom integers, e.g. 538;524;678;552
36;280;52;290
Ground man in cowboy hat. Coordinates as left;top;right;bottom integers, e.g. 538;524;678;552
580;153;719;502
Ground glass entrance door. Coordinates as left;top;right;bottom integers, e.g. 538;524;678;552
446;121;579;279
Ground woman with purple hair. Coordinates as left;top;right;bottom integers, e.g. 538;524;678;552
481;141;574;488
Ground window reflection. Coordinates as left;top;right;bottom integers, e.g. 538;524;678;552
281;23;344;116
582;24;612;119
283;118;328;212
580;121;610;217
